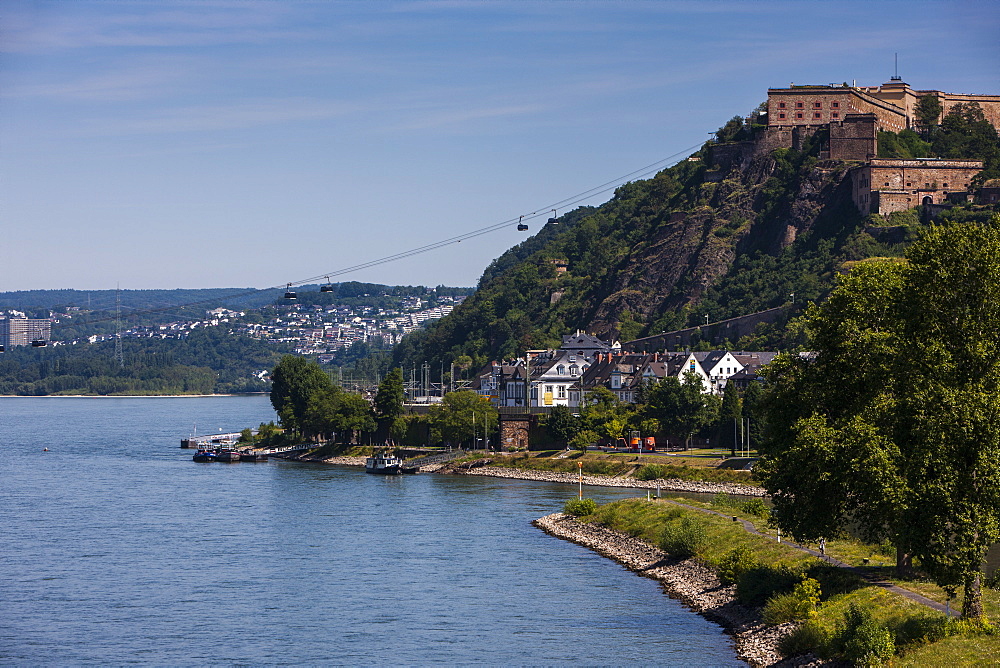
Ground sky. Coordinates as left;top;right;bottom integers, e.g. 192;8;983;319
2;1;998;292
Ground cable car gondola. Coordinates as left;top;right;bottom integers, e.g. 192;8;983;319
0;344;5;352
547;208;558;225
517;215;528;232
284;283;297;300
320;276;334;293
31;339;47;348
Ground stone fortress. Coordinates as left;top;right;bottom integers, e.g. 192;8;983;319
716;77;1000;216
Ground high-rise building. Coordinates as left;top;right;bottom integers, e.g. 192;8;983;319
0;318;52;347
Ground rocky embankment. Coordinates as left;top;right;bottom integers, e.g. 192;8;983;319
457;464;765;497
533;513;821;668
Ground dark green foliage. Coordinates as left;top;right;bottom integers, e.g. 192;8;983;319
374;367;404;421
838;604;895;667
564;498;598;517
545;405;579;445
635;464;667;481
737;564;801;606
717;544;759;585
877;129;931;158
270;355;337;436
0;327;284;395
716;380;742;455
659;515;708;558
914;94;943;130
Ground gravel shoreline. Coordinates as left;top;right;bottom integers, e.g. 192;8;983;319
533;513;820;668
287;455;764;495
458;465;766;497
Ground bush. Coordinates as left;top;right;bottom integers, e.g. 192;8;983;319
739;498;769;518
660;516;708;558
737;564;801;606
779;619;830;657
762;577;821;624
564;498;597;517
635;464;667;481
718;544;759;585
839;604;895;667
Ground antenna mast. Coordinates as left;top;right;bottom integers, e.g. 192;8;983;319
115;284;124;368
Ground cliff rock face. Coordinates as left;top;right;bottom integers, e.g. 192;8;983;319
396;137;872;368
585;153;854;339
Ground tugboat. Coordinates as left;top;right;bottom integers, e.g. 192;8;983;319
365;452;418;475
192;449;218;462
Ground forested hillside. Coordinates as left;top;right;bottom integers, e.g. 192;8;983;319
395;110;1000;371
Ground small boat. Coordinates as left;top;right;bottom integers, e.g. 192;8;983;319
192;449;218;462
365;452;418;475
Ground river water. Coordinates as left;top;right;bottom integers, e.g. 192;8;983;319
0;396;742;665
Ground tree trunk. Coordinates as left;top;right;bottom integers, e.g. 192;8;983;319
962;573;984;619
895;549;913;577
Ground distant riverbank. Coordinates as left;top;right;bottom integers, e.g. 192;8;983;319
293;451;763;496
0;393;267;398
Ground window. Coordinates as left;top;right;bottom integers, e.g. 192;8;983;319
778;113;786;119
557;386;566;399
832;101;840;109
778;102;786;109
813;102;822;109
943;183;949;188
906;182;911;187
885;181;890;186
570;365;579;376
831;112;839;119
813;112;822;119
795;102;804;108
557;365;565;375
796;113;803;119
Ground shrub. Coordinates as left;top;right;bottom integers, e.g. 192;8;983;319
839;604;895;667
564;498;597;517
762;577;821;624
737;564;801;606
779;619;830;657
739;498;769;518
660;516;708;558
718;544;759;586
985;567;1000;591
635;464;667;481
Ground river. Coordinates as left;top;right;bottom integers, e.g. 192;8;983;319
0;396;742;665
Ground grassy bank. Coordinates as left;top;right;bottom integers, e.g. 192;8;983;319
573;498;998;665
489;450;758;485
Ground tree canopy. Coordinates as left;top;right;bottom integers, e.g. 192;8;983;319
757;219;1000;619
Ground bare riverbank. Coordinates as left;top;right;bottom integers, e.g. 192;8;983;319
533;512;819;668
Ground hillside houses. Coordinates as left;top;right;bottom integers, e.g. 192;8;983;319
473;331;776;408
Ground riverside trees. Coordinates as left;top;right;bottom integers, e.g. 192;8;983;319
757;219;1000;619
270;354;378;443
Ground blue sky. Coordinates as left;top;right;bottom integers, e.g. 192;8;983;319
2;1;998;291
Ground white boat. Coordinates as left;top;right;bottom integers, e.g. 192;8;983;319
365;452;417;475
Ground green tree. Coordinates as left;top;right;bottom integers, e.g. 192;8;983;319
302;384;344;441
716;380;742;456
646;373;719;450
332;392;376;444
914;94;943;131
741;380;763;451
545;404;579;445
759;222;1000;619
270;355;335;436
428;390;498;448
374;367;404;420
